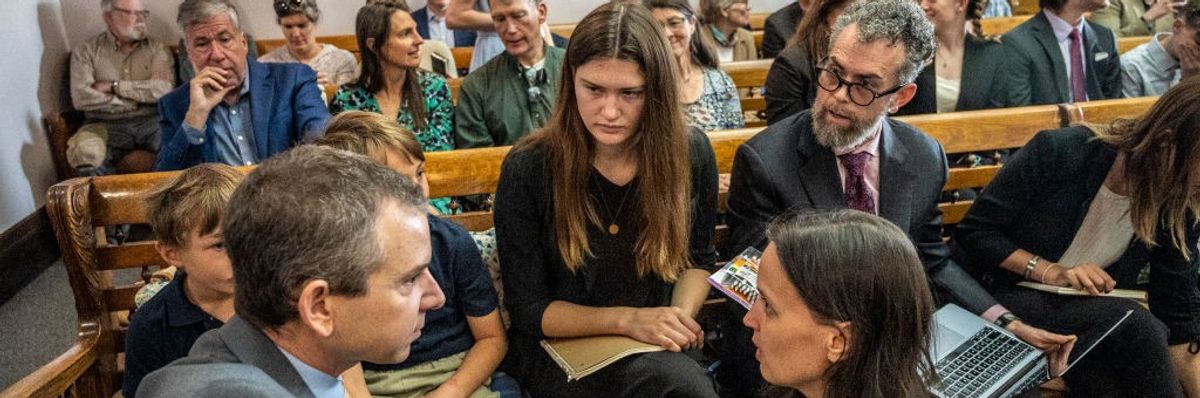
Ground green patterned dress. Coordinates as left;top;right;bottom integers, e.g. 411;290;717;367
330;70;456;214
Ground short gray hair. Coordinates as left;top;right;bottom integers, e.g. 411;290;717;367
829;0;935;84
100;0;113;12
275;0;322;24
223;145;428;330
177;0;241;36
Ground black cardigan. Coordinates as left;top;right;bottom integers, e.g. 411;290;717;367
493;128;719;342
951;127;1200;344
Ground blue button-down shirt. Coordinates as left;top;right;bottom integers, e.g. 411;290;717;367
278;348;347;398
182;69;260;166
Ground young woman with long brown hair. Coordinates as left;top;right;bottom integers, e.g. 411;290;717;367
953;79;1200;397
492;2;719;397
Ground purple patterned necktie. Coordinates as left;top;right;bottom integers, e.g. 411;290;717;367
838;152;876;215
1069;28;1088;103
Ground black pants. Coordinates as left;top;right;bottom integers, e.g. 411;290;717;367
713;301;766;398
993;288;1182;398
505;337;719;398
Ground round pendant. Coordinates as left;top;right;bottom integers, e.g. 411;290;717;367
608;224;619;235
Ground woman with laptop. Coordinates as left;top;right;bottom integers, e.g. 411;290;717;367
743;210;938;398
952;80;1200;397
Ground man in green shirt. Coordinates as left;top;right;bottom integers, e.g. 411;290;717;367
455;0;564;148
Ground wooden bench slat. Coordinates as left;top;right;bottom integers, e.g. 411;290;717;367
96;242;162;271
104;285;141;314
940;201;974;225
980;15;1030;35
898;104;1061;154
445;212;496;231
426;147;509;198
945;166;1001;191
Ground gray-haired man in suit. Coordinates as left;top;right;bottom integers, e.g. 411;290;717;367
137;145;446;397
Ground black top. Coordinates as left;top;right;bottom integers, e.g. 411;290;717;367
951;127;1200;344
911;35;1008;112
365;215;499;371
123;272;224;397
493;128;719;343
761;2;803;59
763;46;935;126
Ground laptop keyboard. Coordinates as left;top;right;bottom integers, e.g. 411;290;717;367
934;327;1037;398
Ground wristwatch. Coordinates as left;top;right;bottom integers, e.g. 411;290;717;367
996;312;1021;329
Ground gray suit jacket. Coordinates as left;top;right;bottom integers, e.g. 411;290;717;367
725;110;999;313
998;11;1122;106
136;316;316;398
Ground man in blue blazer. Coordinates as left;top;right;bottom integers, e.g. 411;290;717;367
717;1;1075;397
996;0;1123;106
156;0;328;171
414;0;478;47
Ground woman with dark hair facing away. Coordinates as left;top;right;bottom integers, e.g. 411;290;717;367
746;210;938;398
492;3;720;397
762;0;936;124
952;80;1200;397
647;0;745;132
331;2;456;214
260;0;357;86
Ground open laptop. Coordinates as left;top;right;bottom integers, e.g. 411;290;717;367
929;304;1133;398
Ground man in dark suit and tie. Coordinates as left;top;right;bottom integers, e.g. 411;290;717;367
138;146;446;397
715;1;1075;396
996;0;1123;106
414;0;478;47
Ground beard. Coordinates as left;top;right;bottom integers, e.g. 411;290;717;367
811;99;886;150
117;22;147;41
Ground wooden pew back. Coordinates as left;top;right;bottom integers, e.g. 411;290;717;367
257;35;360;62
721;60;772;127
9;97;1160;398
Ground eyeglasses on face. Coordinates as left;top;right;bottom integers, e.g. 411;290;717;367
274;0;307;15
814;57;909;107
111;6;150;18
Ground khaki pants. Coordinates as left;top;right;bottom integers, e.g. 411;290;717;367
66;115;160;174
364;351;499;398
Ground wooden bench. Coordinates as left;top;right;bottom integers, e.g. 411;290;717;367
749;13;768;31
1118;35;1153;55
5;97;1159;398
721;59;772;127
980;15;1031;36
256;35;361;62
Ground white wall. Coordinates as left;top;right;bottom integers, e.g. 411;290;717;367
59;0;796;44
0;0;69;231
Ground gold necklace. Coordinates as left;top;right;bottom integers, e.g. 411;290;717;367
593;173;634;235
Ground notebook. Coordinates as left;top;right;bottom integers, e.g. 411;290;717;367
930;304;1133;398
540;335;664;381
1017;281;1146;301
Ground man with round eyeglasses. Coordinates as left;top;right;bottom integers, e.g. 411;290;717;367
716;1;1075;396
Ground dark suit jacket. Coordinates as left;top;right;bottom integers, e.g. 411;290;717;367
997;11;1122;107
761;2;802;59
913;35;1007;112
414;7;479;48
137;317;315;397
763;46;936;125
155;60;330;171
726;110;1000;313
951;127;1200;343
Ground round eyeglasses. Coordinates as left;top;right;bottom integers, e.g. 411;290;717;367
813;57;910;107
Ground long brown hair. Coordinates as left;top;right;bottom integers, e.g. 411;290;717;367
1094;79;1200;260
518;2;692;281
767;210;936;398
646;0;721;69
355;2;429;131
787;0;855;65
